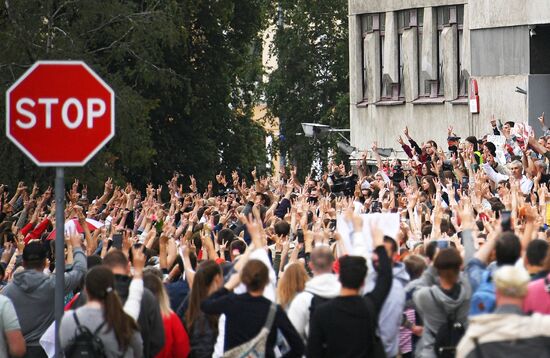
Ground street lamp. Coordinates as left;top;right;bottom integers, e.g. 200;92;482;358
301;122;357;156
301;123;352;143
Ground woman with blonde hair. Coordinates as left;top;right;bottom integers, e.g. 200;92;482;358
277;263;309;310
143;272;190;357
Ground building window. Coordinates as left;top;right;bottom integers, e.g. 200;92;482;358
360;13;386;102
360;15;369;101
397;9;421;99
457;6;467;96
378;13;391;99
435;5;465;97
417;9;425;96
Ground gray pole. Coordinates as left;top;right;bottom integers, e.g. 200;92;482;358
54;167;65;357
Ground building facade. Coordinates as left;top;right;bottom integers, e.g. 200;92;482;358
349;0;550;156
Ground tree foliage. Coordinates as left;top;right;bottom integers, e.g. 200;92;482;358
264;0;349;179
0;0;268;194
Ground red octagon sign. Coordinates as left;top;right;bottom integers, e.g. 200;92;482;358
6;61;115;166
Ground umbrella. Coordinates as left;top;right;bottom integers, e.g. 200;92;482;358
46;218;104;240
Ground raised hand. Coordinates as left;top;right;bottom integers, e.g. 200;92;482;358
371;141;378;152
189;175;197;192
104;177;114;193
16;181;27;194
131;246;146;278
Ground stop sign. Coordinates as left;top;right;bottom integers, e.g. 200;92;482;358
6;61;115;166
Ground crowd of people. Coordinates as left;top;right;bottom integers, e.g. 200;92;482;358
1;115;550;357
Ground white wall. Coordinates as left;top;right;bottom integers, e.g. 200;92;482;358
469;0;550;30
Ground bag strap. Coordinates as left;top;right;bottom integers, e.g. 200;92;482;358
263;302;277;330
73;311;106;336
473;338;485;358
73;311;83;329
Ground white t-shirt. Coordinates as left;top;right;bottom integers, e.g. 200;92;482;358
0;295;21;358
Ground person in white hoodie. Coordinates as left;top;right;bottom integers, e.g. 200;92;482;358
287;246;341;341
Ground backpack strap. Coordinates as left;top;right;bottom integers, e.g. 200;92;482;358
73;311;106;336
263;302;277;330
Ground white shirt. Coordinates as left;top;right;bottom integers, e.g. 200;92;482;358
482;163;533;194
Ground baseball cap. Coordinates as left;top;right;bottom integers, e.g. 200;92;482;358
23;241;46;262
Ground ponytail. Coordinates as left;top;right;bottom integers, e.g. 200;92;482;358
85;266;138;351
104;288;138;350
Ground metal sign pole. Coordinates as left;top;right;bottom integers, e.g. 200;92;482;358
54;167;65;357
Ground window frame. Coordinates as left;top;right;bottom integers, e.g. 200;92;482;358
360;15;369;102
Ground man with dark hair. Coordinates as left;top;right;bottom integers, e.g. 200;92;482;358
273;221;290;237
466;230;521;293
288;246;341;341
525;240;549;280
495;232;522;266
3;236;87;358
307;219;392;357
464;225;522;317
101;249;165;358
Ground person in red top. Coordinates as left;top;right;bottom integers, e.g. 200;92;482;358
143;271;190;358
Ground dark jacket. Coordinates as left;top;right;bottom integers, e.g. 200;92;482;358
306;245;393;358
201;289;304;358
114;275;165;358
188;313;217;358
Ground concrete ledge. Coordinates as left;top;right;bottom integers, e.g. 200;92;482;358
356;101;369;108
375;99;406;106
412;97;445;105
450;98;468;105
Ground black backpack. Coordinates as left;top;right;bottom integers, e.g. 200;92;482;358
64;311;107;358
430;290;465;358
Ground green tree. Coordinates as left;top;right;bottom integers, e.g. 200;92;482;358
264;0;349;179
0;0;269;194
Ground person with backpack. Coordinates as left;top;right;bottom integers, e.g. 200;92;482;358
307;220;392;358
286;246;340;341
465;230;521;316
457;266;550;358
201;259;304;357
102;250;166;358
413;248;470;358
60;265;143;358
